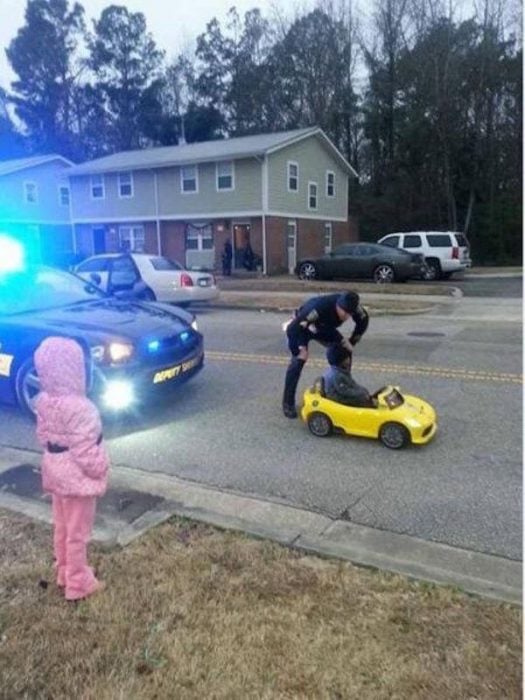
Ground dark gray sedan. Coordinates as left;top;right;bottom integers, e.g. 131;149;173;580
295;242;427;283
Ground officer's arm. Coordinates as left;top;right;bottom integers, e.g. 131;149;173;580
349;305;369;345
288;307;319;332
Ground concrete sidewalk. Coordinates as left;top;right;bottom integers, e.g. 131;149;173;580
0;445;521;605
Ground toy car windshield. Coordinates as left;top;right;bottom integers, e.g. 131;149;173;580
384;389;404;409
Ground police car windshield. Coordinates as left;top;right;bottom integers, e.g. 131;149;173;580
0;267;105;316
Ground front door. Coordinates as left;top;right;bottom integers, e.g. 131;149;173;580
233;223;251;269
93;227;106;254
286;220;297;274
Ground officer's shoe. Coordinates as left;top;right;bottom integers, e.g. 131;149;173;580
282;403;298;419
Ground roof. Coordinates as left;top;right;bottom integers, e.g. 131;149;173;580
0;154;74;177
68;128;358;178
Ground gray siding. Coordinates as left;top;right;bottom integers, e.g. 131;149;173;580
70;157;262;221
0;160;71;223
70;170;156;220
156;158;262;216
267;137;348;219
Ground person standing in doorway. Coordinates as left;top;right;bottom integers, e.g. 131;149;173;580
282;291;369;418
222;240;233;276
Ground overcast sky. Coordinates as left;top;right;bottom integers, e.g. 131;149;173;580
0;0;278;90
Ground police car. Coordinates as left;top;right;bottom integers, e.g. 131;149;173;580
0;237;204;416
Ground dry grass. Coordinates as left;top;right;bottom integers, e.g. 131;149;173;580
0;509;521;700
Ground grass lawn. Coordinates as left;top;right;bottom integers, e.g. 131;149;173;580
0;509;521;700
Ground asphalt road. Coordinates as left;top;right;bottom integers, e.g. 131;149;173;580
1;303;521;561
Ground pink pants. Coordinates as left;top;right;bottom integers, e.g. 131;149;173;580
52;495;99;600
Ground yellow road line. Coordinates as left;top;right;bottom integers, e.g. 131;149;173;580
206;351;523;384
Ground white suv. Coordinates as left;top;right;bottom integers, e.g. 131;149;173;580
377;231;471;280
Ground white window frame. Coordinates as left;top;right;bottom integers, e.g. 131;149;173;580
90;174;105;200
180;165;198;194
186;224;213;251
118;171;134;198
119;225;145;253
308;181;318;210
24;181;38;204
216;160;235;192
58;185;70;207
326;170;335;198
287;161;299;192
324;222;333;253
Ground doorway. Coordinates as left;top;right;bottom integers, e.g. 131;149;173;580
233;223;252;270
93;227;106;254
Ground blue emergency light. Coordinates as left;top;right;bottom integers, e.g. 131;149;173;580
0;235;25;273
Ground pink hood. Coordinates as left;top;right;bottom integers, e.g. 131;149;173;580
34;336;86;397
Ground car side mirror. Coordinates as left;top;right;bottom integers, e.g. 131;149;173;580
89;272;102;286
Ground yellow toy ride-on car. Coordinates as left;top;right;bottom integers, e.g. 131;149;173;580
301;379;437;449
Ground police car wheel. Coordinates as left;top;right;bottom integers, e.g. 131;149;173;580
307;411;333;437
15;357;40;418
379;422;410;449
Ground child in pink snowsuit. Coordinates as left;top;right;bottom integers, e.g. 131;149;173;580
34;337;109;601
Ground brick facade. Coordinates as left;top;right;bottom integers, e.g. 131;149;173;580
74;214;358;274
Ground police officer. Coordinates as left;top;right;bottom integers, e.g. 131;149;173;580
282;291;369;418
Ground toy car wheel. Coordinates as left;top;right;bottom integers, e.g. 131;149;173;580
307;411;333;437
379;422;410;449
15;357;40;418
297;262;318;281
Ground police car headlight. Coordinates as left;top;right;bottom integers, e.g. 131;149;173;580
191;319;198;331
108;342;134;363
102;380;134;410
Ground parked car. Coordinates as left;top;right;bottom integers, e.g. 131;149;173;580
0;265;204;416
377;231;471;280
295;242;426;283
75;253;220;305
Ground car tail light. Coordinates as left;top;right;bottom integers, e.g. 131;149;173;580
180;273;194;287
451;246;459;259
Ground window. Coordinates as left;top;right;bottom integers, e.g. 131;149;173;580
24;182;38;204
118;172;133;198
91;174;105;199
324;222;333;253
186;224;213;250
326;171;335;197
119;225;145;252
381;235;400;248
58;185;70;207
308;182;318;210
333;244;356;256
109;256;140;288
77;257;109;273
455;233;469;247
150;256;183;271
181;165;198;193
216;161;234;191
287;162;299;192
428;234;452;247
403;234;422;248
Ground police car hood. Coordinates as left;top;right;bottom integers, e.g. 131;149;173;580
6;299;192;341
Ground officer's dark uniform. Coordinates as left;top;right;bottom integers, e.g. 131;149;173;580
282;291;369;418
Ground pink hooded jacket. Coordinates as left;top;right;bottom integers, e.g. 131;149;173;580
34;337;109;498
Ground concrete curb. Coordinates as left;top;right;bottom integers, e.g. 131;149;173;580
210;302;437;316
0;446;521;605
